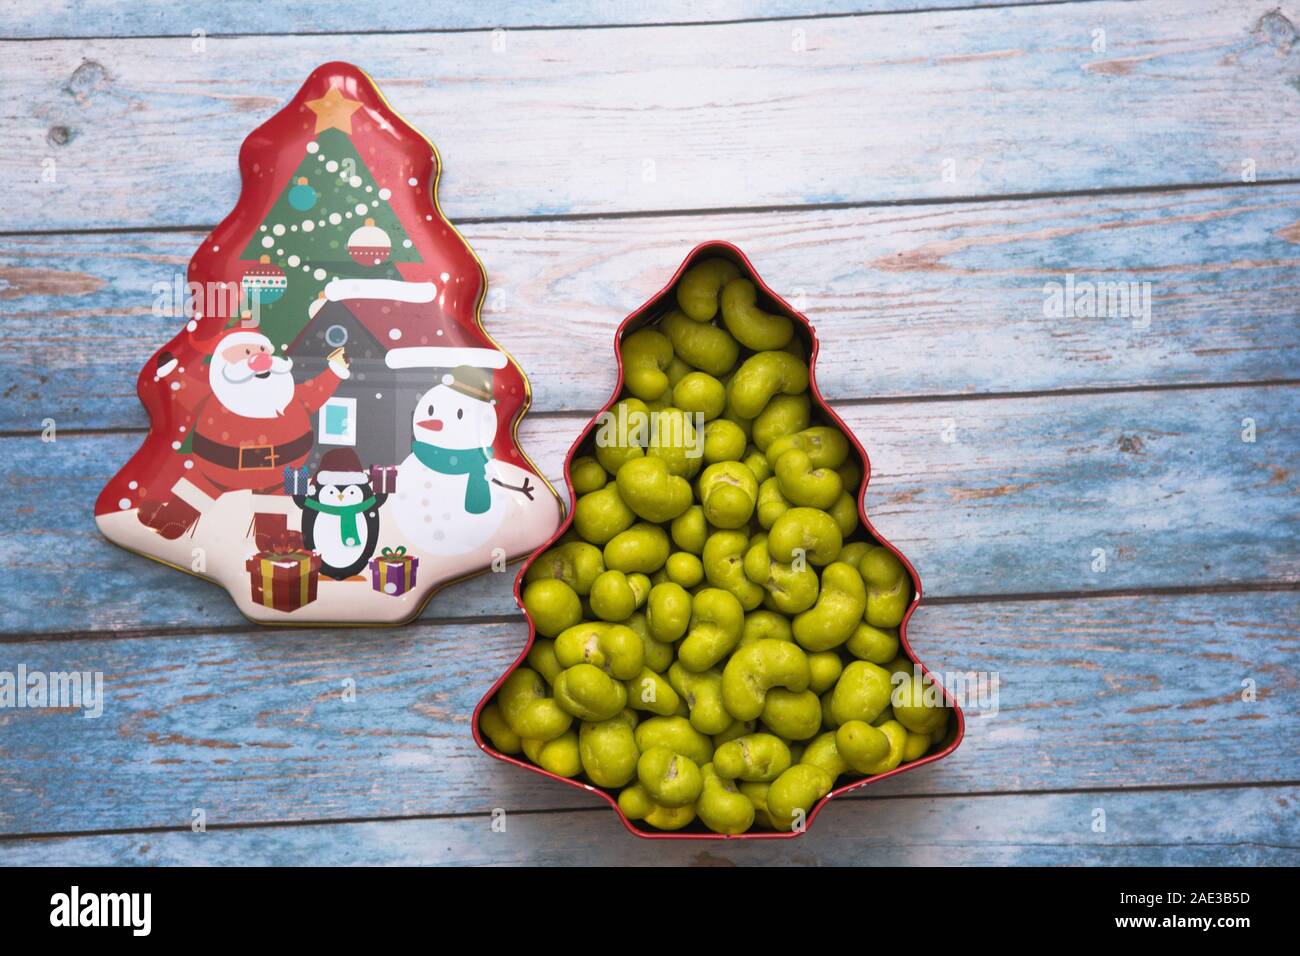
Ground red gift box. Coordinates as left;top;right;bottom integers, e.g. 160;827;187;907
369;546;418;596
369;465;398;495
246;548;321;612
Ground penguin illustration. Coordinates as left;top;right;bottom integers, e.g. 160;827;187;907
293;448;387;580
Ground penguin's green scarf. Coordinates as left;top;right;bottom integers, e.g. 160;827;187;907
411;440;494;515
303;495;377;546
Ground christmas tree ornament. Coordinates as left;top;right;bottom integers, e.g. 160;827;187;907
473;242;964;839
95;62;564;625
241;254;288;306
347;218;392;266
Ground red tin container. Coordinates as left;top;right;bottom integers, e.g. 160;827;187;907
474;242;965;839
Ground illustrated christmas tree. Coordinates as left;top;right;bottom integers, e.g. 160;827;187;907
237;88;422;350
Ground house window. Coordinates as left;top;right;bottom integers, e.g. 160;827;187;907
324;324;349;348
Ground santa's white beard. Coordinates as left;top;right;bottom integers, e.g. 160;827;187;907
210;356;295;419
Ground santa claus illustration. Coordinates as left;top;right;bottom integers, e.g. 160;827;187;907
138;328;350;538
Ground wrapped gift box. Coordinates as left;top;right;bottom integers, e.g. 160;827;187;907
369;546;418;596
369;464;398;495
246;548;321;612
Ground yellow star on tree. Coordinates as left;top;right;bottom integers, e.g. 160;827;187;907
306;87;363;134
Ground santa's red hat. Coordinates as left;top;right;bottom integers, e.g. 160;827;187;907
213;327;275;353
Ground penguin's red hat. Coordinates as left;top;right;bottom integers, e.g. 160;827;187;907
314;448;368;487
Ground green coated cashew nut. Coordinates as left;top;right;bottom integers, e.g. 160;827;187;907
647;406;704;479
664;551;704;589
807;650;844;695
479;702;523;755
720;277;795;351
756;477;792;529
767;507;843;566
800;730;849;778
624;667;682;716
697;461;758;529
701;419;748;466
554;621;645;680
835;720;891;773
626;612;676;672
712;732;793;782
593;397;649;474
676;257;741;321
829;660;893;726
570;455;608;495
632;715;714;766
521;578;582;638
679;587;745;672
553;663;629;721
521;731;582;777
743;534;819;615
672;371;727;421
588;570;649;623
845;622;899;663
766;764;834;831
740;609;793;647
892;670;948;735
765;426;850;470
752;394;811;453
774;448;843;509
646;581;692;642
578;710;640;788
721;639;811;721
727;351;809;419
527;638;564;685
742;445;773;484
621;328;674;401
618;782;697;831
662;310;740;377
603;522;671;574
525;540;605;595
860;545;912;629
667;663;732;735
760;688;822;741
793;561;867;651
573;484;636;546
636;745;703;807
843;718;907;775
697;762;756;834
702;530;765;610
670;504;709;555
613;455;693;524
829;492;858;538
498;667;573;741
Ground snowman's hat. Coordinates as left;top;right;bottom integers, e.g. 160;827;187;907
315;448;369;487
441;365;494;403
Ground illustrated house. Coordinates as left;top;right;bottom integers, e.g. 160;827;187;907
287;278;507;472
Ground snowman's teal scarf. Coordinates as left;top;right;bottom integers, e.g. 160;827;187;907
412;440;494;515
303;495;376;546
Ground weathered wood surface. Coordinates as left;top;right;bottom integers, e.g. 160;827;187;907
0;590;1293;836
5;1;1300;231
0;0;1059;38
4;785;1295;866
5;183;1300;431
3;383;1295;635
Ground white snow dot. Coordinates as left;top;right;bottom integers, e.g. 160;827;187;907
128;480;138;490
306;141;319;154
374;392;382;400
407;178;417;187
260;225;268;231
384;582;397;594
349;175;362;188
172;441;182;450
170;381;180;391
302;220;315;232
441;373;454;385
118;498;131;510
370;200;380;209
316;154;324;162
261;236;274;248
402;239;412;248
186;320;198;332
388;329;402;341
325;160;339;172
290;225;298;232
183;460;194;470
435;329;444;336
212;245;220;252
425;214;433;221
272;223;285;236
344;212;353;219
380;187;393;199
365;185;373;193
178;426;186;433
314;268;327;280
354;203;368;215
328;213;342;225
276;249;284;256
287;255;301;267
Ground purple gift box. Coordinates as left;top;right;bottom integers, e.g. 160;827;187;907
369;546;418;596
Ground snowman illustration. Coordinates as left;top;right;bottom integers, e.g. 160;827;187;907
391;365;539;555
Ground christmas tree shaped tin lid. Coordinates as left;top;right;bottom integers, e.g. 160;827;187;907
95;62;564;626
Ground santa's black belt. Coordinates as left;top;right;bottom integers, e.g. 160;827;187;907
191;431;315;471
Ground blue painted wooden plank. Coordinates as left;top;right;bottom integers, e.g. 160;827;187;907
1;384;1294;634
0;591;1294;835
2;786;1294;866
0;1;1059;38
5;184;1299;430
4;1;1299;231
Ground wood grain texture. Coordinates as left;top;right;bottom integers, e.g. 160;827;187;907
5;184;1300;431
0;0;1062;38
5;0;1300;231
2;383;1294;635
4;785;1294;866
0;590;1294;835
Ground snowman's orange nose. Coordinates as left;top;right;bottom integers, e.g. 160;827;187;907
418;418;444;432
